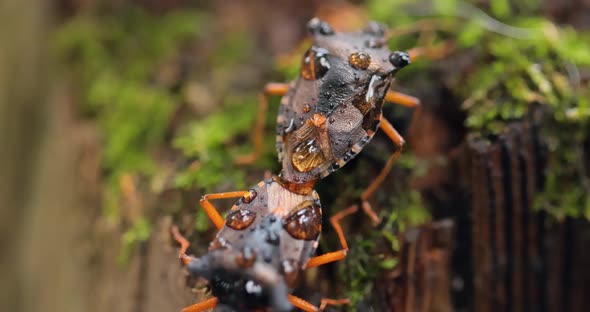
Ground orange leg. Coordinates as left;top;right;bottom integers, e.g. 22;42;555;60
384;89;423;148
288;295;350;312
170;228;218;311
407;40;455;62
306;205;358;268
234;82;290;165
181;297;219;312
200;191;250;230
360;118;406;223
384;90;421;108
319;298;351;311
358;91;421;222
170;225;195;265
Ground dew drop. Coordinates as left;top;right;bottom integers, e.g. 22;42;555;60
226;209;256;230
301;47;331;80
349;51;371;70
282;204;322;240
242;189;257;204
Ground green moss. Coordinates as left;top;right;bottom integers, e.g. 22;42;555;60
118;217;152;265
458;28;590;218
55;6;204;218
336;0;590;305
340;189;429;308
367;0;590;218
173;111;251;192
173;93;279;193
490;0;511;18
55;5;204;262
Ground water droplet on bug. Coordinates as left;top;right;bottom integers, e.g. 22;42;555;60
226;209;257;230
292;139;325;172
349;51;371;70
365;39;383;49
242;189;257;204
283;204;322;240
301;47;331;80
303;104;311;113
363;21;386;37
307;18;334;36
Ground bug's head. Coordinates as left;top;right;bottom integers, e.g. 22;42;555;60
187;249;292;312
304;17;410;87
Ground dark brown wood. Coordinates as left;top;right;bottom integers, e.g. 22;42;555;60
469;138;493;312
507;126;524;312
569;219;590;312
491;143;507;310
461;118;590;312
384;220;454;312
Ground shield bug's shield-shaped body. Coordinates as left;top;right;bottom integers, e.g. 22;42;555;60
174;174;354;312
186;249;292;312
276;18;411;184
189;177;323;311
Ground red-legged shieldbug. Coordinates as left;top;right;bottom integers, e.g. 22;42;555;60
236;18;420;223
172;176;355;311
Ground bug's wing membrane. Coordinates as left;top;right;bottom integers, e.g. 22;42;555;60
326;102;367;158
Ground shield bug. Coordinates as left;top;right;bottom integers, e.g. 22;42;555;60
172;176;356;311
236;18;421;222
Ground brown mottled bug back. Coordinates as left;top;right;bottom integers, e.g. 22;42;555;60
276;18;410;184
210;177;322;290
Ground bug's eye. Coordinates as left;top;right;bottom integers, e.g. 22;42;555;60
301;47;331;80
389;51;411;70
349;51;371;70
307;17;334;36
